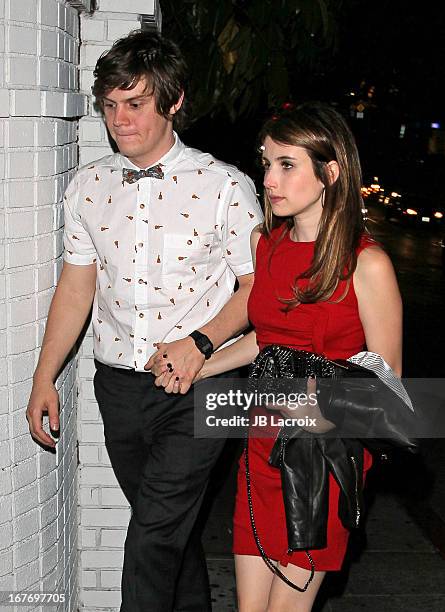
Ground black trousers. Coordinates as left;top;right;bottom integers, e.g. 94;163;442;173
93;361;227;612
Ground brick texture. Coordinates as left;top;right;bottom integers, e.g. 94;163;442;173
0;1;87;611
2;0;160;609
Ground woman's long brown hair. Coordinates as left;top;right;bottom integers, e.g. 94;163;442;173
260;102;368;307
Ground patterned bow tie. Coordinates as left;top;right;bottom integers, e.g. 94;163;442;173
122;164;164;183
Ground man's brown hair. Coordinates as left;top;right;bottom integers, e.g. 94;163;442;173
93;30;188;130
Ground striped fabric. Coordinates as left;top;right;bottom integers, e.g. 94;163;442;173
348;351;414;411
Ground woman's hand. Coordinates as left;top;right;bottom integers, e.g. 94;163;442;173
266;376;336;433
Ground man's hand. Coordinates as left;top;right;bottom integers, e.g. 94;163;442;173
25;261;96;449
145;337;205;394
26;379;60;448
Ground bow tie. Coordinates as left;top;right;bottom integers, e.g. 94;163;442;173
122;164;164;183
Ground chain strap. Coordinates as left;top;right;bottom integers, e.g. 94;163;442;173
244;435;315;592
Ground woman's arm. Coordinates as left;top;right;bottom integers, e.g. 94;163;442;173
197;330;259;379
354;245;403;376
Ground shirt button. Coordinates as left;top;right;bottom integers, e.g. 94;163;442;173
139;203;145;209
139;313;144;318
138;279;145;284
137;349;142;354
138;242;144;247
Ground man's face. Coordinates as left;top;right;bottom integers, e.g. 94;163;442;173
102;77;179;168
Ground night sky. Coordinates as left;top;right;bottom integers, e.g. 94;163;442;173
334;1;445;120
183;1;445;191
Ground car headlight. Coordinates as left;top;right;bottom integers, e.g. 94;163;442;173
406;208;418;215
434;211;443;219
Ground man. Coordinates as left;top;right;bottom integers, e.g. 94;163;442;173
26;30;262;612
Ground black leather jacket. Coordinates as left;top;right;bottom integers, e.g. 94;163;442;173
267;376;418;551
269;431;365;550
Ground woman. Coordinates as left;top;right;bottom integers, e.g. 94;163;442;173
153;102;402;611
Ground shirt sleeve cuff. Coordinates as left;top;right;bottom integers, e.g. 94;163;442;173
64;251;97;265
229;261;254;277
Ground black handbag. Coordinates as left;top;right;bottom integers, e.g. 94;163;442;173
247;344;418;452
244;344;417;591
247;344;376;384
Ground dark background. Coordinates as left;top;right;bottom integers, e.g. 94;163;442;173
161;0;445;200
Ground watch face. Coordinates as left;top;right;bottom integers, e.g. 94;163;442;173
190;332;213;357
203;345;212;357
197;338;210;354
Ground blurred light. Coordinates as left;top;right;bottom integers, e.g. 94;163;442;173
434;211;443;219
384;197;390;204
349;92;355;96
399;124;406;138
406;208;417;215
431;122;440;129
373;176;379;181
391;192;401;198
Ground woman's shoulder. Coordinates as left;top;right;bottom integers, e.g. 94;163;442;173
254;225;289;259
258;224;289;245
357;232;380;255
355;236;395;281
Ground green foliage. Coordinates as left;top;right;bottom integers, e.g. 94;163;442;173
161;0;345;123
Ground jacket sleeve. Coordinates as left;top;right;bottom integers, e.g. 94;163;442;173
316;377;418;452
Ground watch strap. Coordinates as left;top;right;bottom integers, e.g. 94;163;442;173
189;330;214;359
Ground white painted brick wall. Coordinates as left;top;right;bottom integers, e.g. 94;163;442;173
1;1;87;611
77;3;161;610
99;0;156;14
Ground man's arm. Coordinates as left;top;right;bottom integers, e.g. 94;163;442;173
148;227;262;393
27;262;97;447
146;272;254;394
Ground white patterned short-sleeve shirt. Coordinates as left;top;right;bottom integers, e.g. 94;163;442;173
63;134;263;370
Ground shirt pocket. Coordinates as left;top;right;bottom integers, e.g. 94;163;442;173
162;233;214;289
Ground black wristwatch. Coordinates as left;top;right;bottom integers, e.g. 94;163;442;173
189;331;214;360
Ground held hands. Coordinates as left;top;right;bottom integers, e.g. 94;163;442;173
145;337;205;394
26;378;60;448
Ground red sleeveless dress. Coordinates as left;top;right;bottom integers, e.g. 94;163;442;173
233;227;375;570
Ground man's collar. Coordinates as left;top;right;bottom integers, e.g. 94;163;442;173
118;132;185;172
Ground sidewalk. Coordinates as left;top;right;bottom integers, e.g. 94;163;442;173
203;441;445;611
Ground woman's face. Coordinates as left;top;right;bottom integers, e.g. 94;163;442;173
262;136;325;220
